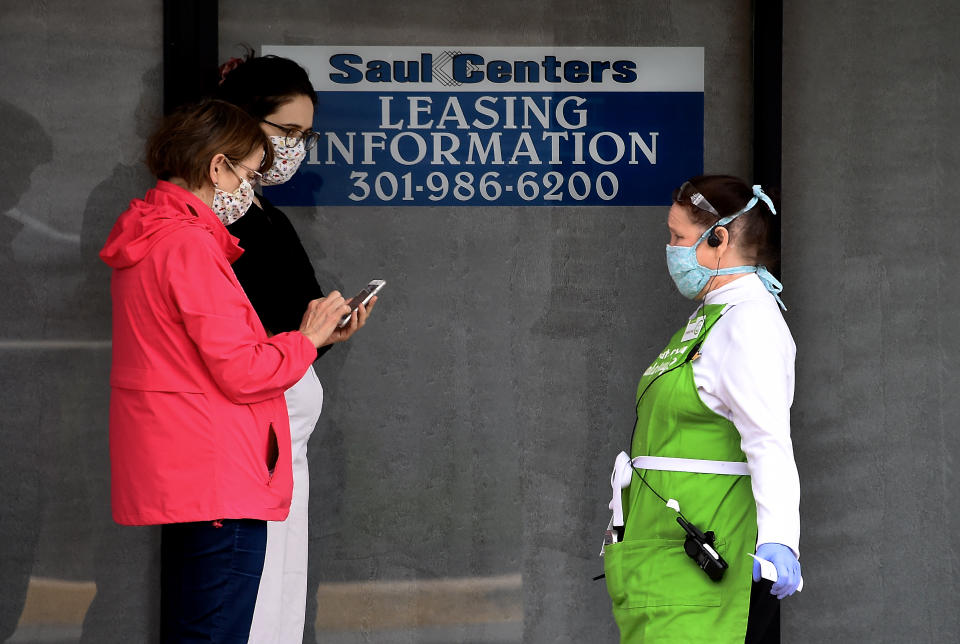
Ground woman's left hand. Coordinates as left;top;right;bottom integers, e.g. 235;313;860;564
326;296;378;343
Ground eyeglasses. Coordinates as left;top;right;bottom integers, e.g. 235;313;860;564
262;119;320;150
676;181;719;217
228;159;263;184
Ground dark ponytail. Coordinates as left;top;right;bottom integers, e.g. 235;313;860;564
673;174;780;269
215;50;317;120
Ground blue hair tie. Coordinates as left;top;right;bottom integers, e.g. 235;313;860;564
752;185;776;215
712;185;776;228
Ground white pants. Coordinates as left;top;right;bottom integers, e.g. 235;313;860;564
248;365;323;644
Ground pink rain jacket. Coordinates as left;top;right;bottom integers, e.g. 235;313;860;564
100;180;317;525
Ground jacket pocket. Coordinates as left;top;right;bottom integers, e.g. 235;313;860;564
264;424;278;483
604;538;721;610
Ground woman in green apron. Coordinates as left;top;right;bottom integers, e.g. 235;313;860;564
604;175;802;643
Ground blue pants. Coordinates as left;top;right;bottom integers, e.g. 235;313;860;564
160;519;267;643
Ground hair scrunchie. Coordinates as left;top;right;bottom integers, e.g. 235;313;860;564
218;57;245;86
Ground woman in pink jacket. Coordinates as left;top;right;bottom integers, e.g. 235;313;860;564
99;99;354;643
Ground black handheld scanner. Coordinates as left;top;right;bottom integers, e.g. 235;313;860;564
676;516;728;582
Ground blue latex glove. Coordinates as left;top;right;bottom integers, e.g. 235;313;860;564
753;543;801;599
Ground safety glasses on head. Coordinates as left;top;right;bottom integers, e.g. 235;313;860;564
675;181;720;217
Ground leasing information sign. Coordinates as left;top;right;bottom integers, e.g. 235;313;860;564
261;46;703;207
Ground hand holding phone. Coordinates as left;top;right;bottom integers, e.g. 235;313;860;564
338;280;385;328
298;291;351;348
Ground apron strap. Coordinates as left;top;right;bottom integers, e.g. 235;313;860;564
608;452;750;528
631;455;750;476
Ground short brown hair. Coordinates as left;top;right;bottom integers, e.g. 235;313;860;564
145;99;273;189
673;174;780;268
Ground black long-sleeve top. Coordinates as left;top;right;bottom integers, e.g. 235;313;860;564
227;194;331;358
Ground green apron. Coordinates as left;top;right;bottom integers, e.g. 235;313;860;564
605;304;756;643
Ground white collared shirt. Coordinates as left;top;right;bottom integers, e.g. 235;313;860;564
693;273;801;556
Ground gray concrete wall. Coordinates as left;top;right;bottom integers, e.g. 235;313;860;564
0;1;162;642
782;2;960;642
1;0;956;642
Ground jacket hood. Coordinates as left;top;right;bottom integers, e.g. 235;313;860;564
100;180;243;269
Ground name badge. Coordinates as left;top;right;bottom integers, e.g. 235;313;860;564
681;315;705;342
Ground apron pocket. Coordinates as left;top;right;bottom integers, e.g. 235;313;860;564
604;538;721;609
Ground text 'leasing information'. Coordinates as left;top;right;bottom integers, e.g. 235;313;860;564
262;46;704;207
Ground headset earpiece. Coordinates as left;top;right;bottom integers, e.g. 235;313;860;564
707;227;723;248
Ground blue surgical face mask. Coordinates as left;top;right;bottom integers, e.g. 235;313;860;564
665;229;758;299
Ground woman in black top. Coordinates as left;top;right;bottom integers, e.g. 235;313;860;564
227;191;330;341
216;54;376;644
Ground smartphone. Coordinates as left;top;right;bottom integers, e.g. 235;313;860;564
337;279;385;327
